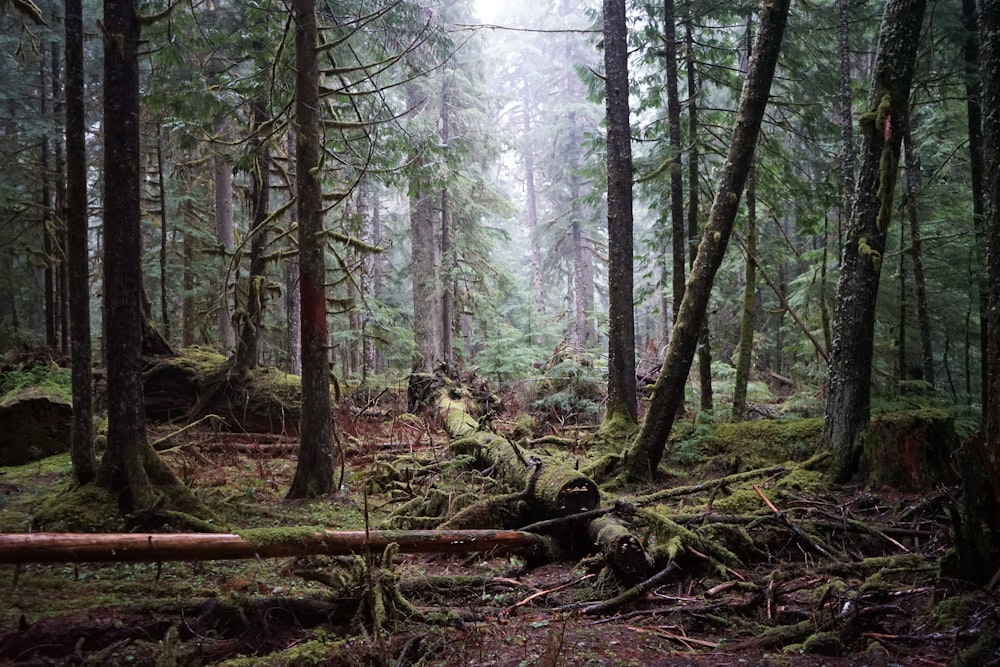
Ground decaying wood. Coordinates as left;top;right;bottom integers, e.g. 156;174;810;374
0;528;548;565
587;514;653;583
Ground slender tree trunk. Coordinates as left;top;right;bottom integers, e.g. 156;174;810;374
52;39;69;356
288;0;334;498
214;154;235;352
284;132;302;375
897;210;907;387
232;95;270;376
665;0;685;331
65;0;95;484
440;99;454;369
732;161;757;421
902;124;934;388
838;0;856;227
962;0;987;411
156;124;170;341
625;0;790;479
686;15;712;412
604;0;637;424
40;56;57;351
182;229;195;347
823;0;927;482
409;81;441;372
522;91;545;318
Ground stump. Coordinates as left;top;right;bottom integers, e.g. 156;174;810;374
862;409;959;489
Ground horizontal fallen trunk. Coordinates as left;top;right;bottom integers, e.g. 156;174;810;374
0;528;548;565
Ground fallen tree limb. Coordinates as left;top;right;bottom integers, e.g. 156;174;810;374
559;559;682;616
0;527;549;565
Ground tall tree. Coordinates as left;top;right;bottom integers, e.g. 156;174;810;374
624;0;791;480
823;0;927;482
96;0;189;511
287;0;334;498
65;0;95;484
603;0;638;424
962;0;987;410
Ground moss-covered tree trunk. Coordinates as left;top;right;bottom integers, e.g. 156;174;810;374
624;0;790;480
823;0;926;482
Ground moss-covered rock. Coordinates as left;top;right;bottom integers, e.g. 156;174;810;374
0;387;72;466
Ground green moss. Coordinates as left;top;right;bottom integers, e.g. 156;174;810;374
32;483;120;532
235;526;325;548
0;362;73;404
801;632;845;657
932;594;983;628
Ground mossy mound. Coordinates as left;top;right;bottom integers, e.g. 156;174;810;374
670;417;822;471
32;483;121;532
143;346;309;434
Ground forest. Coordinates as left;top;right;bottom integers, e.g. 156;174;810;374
1;0;999;664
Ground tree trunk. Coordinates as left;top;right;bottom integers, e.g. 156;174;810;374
902;125;934;388
156;124;170;340
624;0;790;480
838;0;856;228
232;94;271;376
666;0;685;335
522;88;545;320
981;0;1000;496
182;229;195;347
285;131;302;375
288;0;334;498
214;152;235;352
962;0;987;410
97;0;186;512
0;529;548;565
823;0;926;482
603;0;637;424
65;0;95;485
732;160;757;421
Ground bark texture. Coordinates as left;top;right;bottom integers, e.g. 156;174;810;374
0;529;548;565
625;0;791;479
823;0;926;482
96;0;171;511
288;0;334;498
65;0;95;484
604;0;637;423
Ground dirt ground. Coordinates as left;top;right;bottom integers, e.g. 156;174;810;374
0;390;996;666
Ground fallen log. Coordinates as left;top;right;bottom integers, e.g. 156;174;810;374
0;527;549;565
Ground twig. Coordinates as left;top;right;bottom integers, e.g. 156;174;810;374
500;574;594;617
633;465;788;505
153;414;225;451
753;485;843;562
558;560;681;616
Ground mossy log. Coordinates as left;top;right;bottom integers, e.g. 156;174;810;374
587;514;653;583
0;528;549;565
0;387;71;465
423;378;655;579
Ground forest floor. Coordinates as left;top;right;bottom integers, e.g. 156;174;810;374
0;385;996;666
